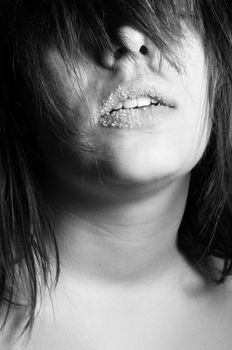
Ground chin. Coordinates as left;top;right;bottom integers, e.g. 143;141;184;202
104;154;185;187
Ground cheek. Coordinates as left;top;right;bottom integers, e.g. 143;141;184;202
45;50;99;119
176;38;210;169
174;116;211;174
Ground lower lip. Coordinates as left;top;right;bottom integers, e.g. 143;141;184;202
98;105;175;129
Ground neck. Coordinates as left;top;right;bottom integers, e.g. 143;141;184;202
51;175;190;287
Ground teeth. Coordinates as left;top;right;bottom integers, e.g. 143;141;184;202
151;98;160;105
100;94;165;117
123;99;137;109
137;96;151;107
114;102;123;110
117;96;157;110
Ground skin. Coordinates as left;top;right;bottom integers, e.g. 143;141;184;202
2;22;232;350
41;22;210;284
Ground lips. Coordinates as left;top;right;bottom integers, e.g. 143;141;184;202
97;83;176;128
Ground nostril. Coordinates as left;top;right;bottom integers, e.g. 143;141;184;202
139;45;149;55
114;47;127;60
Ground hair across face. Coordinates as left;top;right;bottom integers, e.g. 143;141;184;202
5;0;205;120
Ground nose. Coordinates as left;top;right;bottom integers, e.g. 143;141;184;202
102;26;155;70
116;26;150;57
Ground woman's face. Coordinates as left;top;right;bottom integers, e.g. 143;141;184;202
43;22;210;191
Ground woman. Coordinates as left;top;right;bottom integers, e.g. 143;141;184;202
0;0;232;348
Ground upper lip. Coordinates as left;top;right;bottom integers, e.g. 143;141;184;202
99;82;177;117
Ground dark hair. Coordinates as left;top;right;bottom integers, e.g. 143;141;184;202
0;0;232;336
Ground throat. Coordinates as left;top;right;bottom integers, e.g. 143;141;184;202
53;176;190;284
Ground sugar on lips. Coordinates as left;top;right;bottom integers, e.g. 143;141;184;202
97;85;174;129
